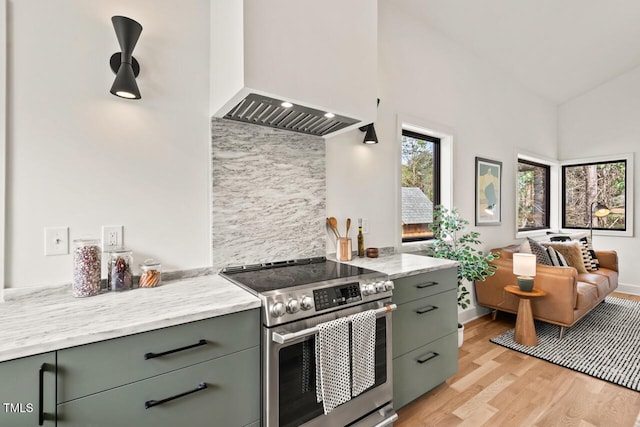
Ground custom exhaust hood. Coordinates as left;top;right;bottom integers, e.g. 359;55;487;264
210;0;377;138
224;93;359;137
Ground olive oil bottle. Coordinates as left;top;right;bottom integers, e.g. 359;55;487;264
357;218;365;257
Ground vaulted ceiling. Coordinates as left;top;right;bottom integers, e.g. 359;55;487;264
395;0;640;105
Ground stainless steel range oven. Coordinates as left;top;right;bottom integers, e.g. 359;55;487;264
220;257;398;427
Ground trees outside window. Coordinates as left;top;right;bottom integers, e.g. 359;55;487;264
562;160;626;231
517;159;550;231
401;130;440;242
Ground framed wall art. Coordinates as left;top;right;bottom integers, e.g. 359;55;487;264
475;157;502;225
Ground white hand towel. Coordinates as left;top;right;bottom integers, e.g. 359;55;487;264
315;317;351;414
350;310;376;396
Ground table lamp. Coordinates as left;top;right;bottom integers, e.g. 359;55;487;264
513;253;536;292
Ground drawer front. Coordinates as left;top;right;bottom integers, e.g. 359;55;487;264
57;346;260;427
392;268;457;305
58;308;259;403
393;289;457;358
393;332;458;409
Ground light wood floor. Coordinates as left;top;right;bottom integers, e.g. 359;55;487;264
396;292;640;427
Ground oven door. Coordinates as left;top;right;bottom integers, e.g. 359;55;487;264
263;299;397;427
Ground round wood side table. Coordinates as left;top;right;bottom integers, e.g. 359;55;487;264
504;285;547;346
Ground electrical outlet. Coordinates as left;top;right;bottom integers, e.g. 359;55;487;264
44;227;69;256
102;225;123;250
362;218;370;234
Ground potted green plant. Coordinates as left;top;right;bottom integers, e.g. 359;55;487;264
426;206;498;347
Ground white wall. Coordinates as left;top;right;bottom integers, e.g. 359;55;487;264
6;0;211;288
327;3;558;315
559;66;640;289
1;0;6;298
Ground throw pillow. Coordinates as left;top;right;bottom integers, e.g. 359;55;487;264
578;236;599;270
519;239;532;254
547;246;568;267
527;238;553;266
542;241;587;273
546;232;572;241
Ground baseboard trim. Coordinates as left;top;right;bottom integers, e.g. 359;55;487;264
617;282;640;296
458;304;491;325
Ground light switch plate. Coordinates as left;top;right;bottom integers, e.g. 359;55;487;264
362;218;370;234
44;227;69;256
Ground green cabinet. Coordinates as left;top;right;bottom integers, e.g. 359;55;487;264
0;308;261;427
57;309;259;403
56;309;260;427
57;347;260;427
0;352;56;426
392;268;458;408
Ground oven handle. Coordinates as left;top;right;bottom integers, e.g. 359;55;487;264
272;304;397;344
373;412;399;427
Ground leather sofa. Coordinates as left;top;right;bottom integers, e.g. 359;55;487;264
475;244;619;337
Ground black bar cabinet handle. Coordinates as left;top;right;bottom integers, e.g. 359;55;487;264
416;281;438;289
38;364;45;426
417;352;439;364
145;382;208;409
415;305;438;314
144;339;207;360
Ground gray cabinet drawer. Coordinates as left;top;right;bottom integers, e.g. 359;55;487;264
57;346;260;427
393;331;458;409
58;309;259;403
392;268;457;305
392;289;457;358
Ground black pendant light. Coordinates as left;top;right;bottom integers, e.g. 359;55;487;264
109;16;143;99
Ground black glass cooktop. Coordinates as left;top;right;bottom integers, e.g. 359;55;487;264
219;257;381;293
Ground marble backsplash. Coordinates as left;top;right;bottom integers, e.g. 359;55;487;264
211;118;326;270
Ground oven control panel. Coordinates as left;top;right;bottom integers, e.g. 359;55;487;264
313;282;362;311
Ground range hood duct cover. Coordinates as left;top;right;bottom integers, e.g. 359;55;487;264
224;93;359;137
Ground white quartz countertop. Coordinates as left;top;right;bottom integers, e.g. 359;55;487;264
342;253;458;279
0;275;261;363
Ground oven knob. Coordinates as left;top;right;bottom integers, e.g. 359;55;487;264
286;298;300;314
384;280;395;291
270;302;286;318
375;282;386;293
361;283;375;296
300;296;313;311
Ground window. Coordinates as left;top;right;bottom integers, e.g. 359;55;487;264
562;160;627;231
401;129;440;242
517;159;550;231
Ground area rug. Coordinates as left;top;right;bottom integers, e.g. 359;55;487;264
490;296;640;392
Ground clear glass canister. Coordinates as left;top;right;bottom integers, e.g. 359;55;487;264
139;259;162;288
107;248;133;291
72;239;102;297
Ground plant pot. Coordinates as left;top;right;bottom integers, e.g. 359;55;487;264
458;323;464;348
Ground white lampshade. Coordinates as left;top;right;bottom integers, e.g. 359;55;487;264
513;253;536;277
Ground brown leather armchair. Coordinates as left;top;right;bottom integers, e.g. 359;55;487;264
475;244;619;337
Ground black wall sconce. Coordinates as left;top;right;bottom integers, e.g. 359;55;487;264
110;16;143;99
358;123;378;144
359;98;380;144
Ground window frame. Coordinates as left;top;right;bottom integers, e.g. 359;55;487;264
560;157;631;235
517;158;551;232
400;129;441;243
